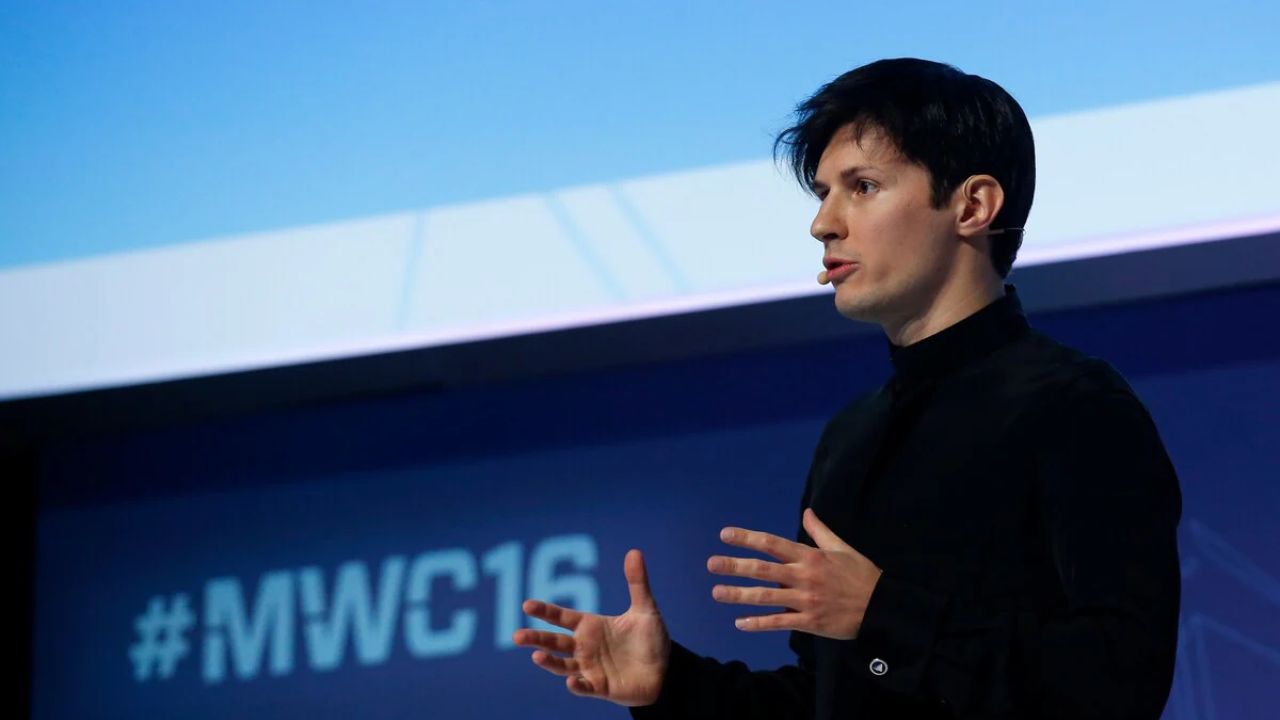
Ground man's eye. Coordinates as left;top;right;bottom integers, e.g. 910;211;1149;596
855;180;878;195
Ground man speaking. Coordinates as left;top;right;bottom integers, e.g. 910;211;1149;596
514;57;1182;719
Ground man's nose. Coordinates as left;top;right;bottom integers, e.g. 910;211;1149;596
810;204;844;243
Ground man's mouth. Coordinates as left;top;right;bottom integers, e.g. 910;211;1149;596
825;262;858;283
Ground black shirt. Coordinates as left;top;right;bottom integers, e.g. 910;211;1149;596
631;283;1182;719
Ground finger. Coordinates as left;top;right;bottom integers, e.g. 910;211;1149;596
803;508;852;551
566;674;599;697
531;650;581;677
719;526;808;562
734;612;806;633
711;584;805;609
522;599;583;631
624;548;657;612
513;628;576;654
706;555;792;584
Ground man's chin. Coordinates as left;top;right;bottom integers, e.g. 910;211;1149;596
833;298;881;325
829;302;880;325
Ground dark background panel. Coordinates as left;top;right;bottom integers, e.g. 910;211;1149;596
15;278;1280;719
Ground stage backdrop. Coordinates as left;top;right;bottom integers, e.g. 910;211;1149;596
31;282;1280;719
5;2;1279;401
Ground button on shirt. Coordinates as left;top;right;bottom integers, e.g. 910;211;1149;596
631;283;1182;719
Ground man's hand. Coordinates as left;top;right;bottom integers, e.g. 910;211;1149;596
708;508;882;640
515;549;671;706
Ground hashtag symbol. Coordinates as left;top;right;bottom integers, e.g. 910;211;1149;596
128;594;195;682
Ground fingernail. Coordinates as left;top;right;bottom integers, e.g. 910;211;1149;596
720;528;733;541
735;618;747;629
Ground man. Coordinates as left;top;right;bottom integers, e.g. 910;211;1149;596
514;58;1182;719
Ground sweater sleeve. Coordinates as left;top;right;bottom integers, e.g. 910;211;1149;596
627;408;853;720
847;384;1183;719
627;635;816;720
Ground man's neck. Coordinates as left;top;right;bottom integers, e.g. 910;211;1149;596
883;278;1006;347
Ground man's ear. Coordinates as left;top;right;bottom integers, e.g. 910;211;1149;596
953;174;1005;239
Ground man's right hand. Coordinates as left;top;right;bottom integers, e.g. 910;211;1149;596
515;548;671;706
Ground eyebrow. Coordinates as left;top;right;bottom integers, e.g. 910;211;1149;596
812;165;882;193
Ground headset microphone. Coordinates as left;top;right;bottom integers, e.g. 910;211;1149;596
817;269;830;285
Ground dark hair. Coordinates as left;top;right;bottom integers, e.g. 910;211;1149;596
774;58;1035;279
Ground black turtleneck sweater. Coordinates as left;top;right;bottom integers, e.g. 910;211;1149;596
631;283;1182;719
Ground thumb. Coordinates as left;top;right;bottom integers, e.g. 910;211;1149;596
624;548;658;612
803;508;852;551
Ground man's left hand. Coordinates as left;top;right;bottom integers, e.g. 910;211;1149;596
707;507;882;640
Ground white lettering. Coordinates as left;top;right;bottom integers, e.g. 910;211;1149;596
298;556;407;671
202;572;294;683
403;549;477;658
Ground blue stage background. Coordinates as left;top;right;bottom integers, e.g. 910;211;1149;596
32;282;1280;719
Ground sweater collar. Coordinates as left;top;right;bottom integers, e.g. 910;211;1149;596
886;283;1030;391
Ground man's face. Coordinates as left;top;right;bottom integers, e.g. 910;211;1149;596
810;123;960;328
